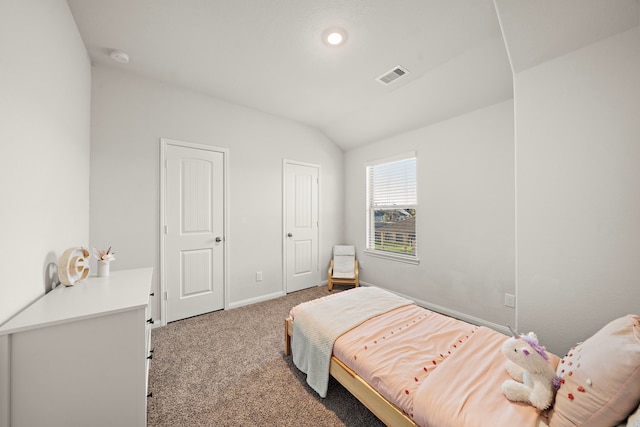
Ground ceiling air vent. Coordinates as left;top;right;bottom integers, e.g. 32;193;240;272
377;65;409;85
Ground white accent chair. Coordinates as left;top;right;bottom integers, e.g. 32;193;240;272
328;245;359;291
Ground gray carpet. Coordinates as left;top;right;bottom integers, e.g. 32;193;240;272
147;285;386;426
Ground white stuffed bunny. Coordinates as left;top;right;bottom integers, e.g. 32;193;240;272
501;331;558;411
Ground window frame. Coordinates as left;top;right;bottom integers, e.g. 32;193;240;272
364;152;419;265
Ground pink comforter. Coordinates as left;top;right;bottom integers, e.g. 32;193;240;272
333;304;558;427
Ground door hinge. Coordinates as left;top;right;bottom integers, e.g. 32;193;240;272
164;225;168;234
164;291;168;300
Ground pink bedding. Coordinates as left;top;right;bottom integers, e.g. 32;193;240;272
412;326;557;427
331;304;559;427
333;304;478;420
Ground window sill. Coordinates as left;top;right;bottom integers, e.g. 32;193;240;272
364;249;420;265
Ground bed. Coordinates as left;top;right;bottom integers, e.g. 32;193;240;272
284;286;640;427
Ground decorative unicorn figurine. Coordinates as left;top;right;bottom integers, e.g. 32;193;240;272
501;327;558;411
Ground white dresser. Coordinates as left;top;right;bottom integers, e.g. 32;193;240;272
0;268;153;427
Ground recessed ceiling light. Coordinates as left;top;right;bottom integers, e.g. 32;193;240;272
109;49;130;64
323;28;347;47
327;32;343;45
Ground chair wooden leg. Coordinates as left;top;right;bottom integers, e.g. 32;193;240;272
284;319;292;356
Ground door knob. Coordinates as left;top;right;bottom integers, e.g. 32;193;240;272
215;237;222;242
287;233;293;237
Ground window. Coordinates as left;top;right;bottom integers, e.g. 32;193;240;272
366;153;417;262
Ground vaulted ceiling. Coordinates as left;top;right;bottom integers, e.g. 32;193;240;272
66;0;639;150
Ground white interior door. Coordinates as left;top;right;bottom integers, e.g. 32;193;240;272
163;141;225;322
284;161;320;293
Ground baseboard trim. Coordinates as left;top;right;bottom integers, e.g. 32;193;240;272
359;281;510;336
227;291;286;310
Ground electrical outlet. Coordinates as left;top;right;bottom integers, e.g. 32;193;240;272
504;293;516;308
256;271;263;282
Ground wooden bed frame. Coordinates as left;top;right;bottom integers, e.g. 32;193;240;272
284;318;417;427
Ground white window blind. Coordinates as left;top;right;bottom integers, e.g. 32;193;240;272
366;154;417;259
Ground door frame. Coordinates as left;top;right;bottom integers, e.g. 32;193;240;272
160;138;229;325
282;159;321;293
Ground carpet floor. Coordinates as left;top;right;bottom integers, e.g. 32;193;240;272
147;285;386;426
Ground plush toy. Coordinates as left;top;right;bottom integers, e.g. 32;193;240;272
501;329;558;411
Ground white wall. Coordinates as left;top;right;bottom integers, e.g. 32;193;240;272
0;0;90;325
516;27;640;355
90;66;344;320
344;100;515;329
